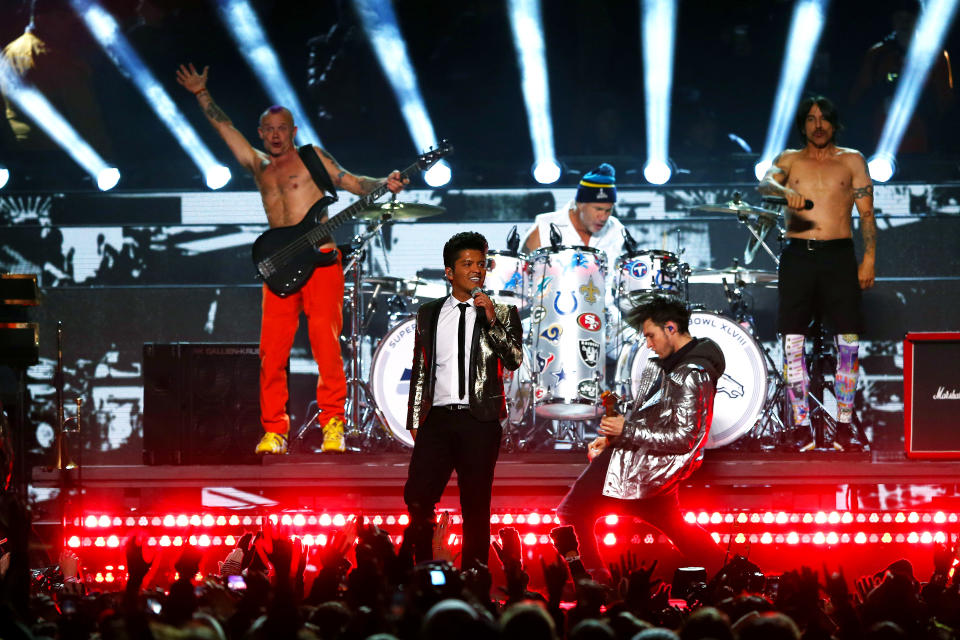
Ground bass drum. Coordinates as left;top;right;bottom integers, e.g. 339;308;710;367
369;317;417;448
615;312;767;448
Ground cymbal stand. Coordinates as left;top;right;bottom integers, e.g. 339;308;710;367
292;216;393;452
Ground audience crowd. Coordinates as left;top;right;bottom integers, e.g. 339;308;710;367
2;498;959;640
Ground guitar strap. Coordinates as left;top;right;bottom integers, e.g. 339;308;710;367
297;144;338;201
297;144;338;251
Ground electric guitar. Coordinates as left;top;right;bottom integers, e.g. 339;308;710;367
251;141;453;297
589;390;621;460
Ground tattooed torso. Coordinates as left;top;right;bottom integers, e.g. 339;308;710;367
253;150;334;245
775;146;871;240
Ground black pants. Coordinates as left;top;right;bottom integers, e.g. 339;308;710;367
778;238;863;335
403;407;502;571
556;447;722;572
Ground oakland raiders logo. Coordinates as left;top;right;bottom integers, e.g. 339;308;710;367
578;339;600;367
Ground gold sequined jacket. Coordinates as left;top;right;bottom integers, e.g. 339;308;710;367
603;338;725;500
406;297;523;429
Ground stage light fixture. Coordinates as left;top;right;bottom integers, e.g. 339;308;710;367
871;0;959;175
868;153;896;183
70;0;230;190
96;167;120;191
533;159;561;185
507;0;560;184
353;0;449;186
0;167;8;190
643;159;672;185
424;162;452;188
641;0;678;185
215;0;321;147
755;0;829;181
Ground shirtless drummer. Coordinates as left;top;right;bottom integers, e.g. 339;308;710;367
758;95;877;448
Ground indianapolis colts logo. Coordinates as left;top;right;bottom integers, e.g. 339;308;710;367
553;291;578;315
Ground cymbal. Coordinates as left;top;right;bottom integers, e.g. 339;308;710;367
691;200;781;221
688;266;778;285
356;200;446;220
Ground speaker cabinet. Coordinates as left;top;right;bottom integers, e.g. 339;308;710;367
143;343;261;465
904;332;960;459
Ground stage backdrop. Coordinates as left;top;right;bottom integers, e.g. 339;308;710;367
1;183;957;465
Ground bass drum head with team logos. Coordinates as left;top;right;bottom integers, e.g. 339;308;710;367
369;317;417;448
615;312;767;448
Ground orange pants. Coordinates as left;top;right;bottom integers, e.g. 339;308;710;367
259;258;345;434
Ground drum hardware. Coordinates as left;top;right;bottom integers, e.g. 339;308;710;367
355;199;446;221
48;322;81;472
690;192;784;265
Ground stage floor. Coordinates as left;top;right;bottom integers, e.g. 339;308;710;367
31;450;960;512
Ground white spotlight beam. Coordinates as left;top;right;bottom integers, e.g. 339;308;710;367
755;0;829;180
0;55;115;187
215;0;321;147
352;0;449;185
641;0;677;185
507;0;559;184
70;0;230;189
871;0;960;173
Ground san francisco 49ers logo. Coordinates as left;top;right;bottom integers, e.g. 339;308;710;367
577;312;602;331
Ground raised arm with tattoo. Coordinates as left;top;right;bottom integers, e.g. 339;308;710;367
175;63;259;172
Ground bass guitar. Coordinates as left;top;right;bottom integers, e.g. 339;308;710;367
251;141;453;297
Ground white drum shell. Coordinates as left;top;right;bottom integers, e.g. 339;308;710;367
527;246;607;420
369;317;417;448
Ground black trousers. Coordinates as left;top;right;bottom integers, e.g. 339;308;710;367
778;238;863;335
403;407;502;571
556;447;722;573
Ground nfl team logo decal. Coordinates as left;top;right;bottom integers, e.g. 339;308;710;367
577;379;599;399
577;312;602;332
578;339;600;367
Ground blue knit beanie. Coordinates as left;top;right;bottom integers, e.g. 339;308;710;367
576;163;617;203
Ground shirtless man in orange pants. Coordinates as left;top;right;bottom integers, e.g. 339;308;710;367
177;63;406;454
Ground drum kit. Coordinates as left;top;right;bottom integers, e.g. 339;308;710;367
295;194;807;453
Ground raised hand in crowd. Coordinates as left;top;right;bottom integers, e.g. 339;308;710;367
432;511;457;564
58;550;83;596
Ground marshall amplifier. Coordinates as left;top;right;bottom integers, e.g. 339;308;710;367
904;332;960;459
143;342;261;465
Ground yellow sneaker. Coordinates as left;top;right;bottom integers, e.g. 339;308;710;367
321;416;346;453
255;432;288;455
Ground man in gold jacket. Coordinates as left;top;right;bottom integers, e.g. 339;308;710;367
403;231;523;570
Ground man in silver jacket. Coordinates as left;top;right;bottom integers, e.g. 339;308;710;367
557;295;725;574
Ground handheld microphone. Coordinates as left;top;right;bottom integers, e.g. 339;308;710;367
548;222;563;249
470;286;487;326
761;196;814;210
506;225;520;254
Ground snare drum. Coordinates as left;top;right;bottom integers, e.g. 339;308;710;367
614;311;767;448
615;250;685;312
527;245;607;420
485;250;528;309
369;317;417;447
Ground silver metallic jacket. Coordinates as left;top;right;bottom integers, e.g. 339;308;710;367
406;297;523;429
603;338;725;500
